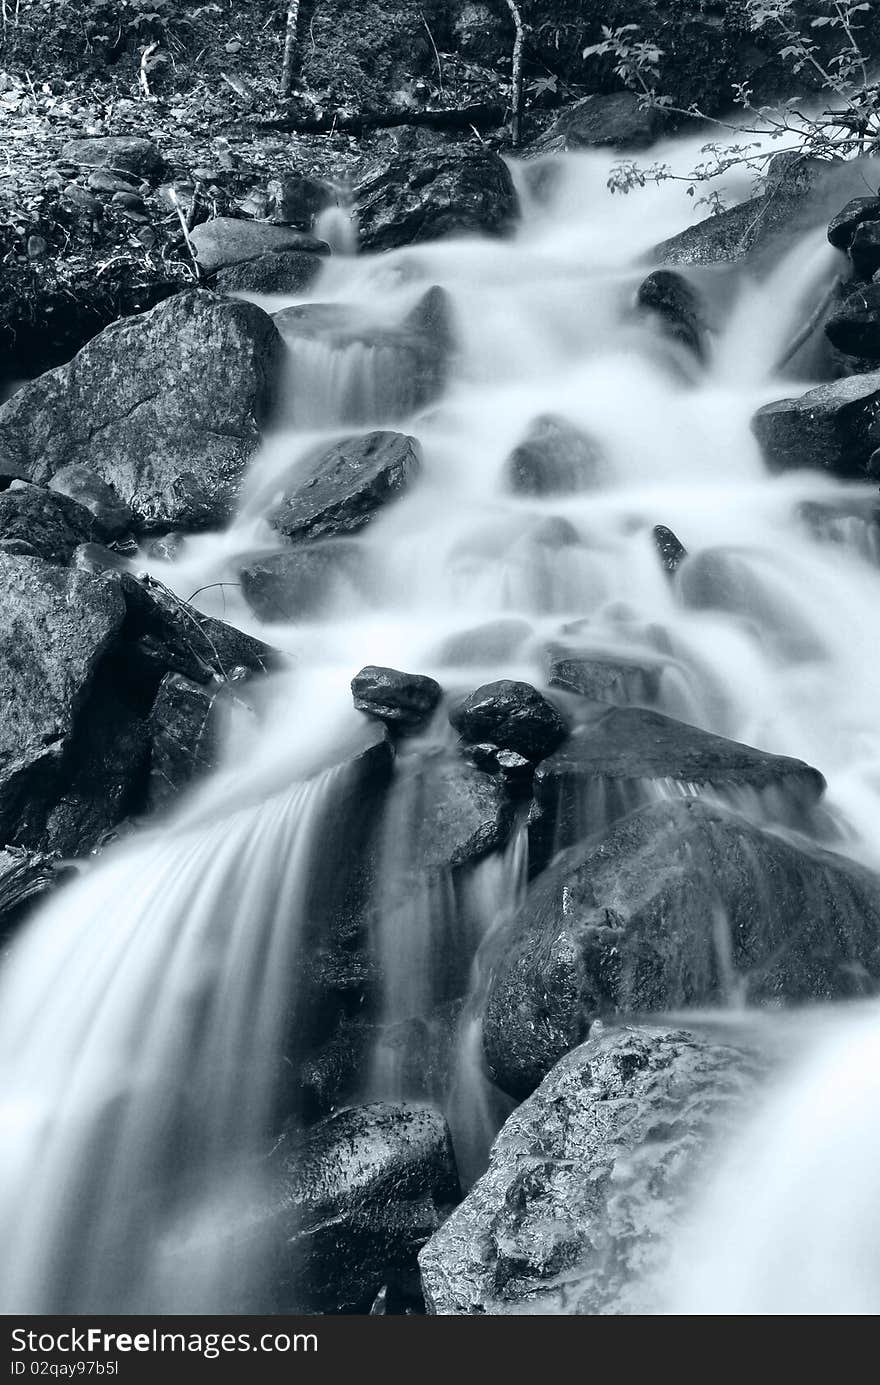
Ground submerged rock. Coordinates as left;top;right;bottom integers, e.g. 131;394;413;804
352;666;442;733
752;371;880;478
677;546;825;659
449;680;567;762
503;414;605;495
189;217;328;273
270;431;421;542
355;147;518;251
420;1024;762;1314
546;644;664;706
432;617;533;667
391;749;514;875
528;704;825;870
0;484;98;563
636;270;707;359
0;291;284;532
240;542;364;622
483;798;880;1098
269;1102;460;1312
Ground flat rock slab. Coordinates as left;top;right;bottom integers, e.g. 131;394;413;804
190;217;329;273
0;291;284;533
483;798;880;1097
271;430;422;542
0;554;125;846
60;137;164;180
752;370;880;478
420;1024;763;1314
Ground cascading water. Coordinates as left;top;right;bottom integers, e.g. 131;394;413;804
4;123;880;1313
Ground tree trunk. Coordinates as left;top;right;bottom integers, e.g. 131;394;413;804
280;0;301;97
505;0;526;148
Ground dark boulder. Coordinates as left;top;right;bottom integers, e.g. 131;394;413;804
270;431;421;542
388;749;514;876
529;705;825;870
0;554;126;847
240;542;365;622
420;1024;762;1314
827;196;880;250
546;644;664;706
0;291;284;533
636;270;707;359
0;483;98;563
147;673;232;810
850;220;880;279
268;175;337;229
752;370;880;478
483;798;880;1098
503;415;605;496
267;1102;460;1313
0;848;66;945
535;91;667;153
60;136;164;181
653;522;687;574
352;666;442;733
189;217;329;274
355;147;518;252
48;465;132;541
825;283;880;358
449;680;567;762
214;250;325;297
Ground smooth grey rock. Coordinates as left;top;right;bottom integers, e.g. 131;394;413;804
0;291;284;532
189;217;328;273
214;249;325;296
545;645;665;705
503;414;605;496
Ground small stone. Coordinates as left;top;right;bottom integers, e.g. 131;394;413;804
351;665;442;732
26;235;47;259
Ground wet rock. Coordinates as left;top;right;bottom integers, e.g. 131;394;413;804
420;1024;762;1314
60;137;164;181
827;196;880;250
825;283;880;359
503;415;605;496
653;523;687;573
268;175;337;228
545;645;664;705
535;92;667;153
355;147;518;252
677;546;825;658
850;220;880;279
752;370;880;478
268;1102;460;1313
0;484;98;563
147;673;230;810
119;573;279;685
146;532;187;563
396;749;514;874
483;798;880;1098
0;555;126;848
240;542;364;622
276;286;454;421
0;291;284;532
213;250;325;296
449;680;567;762
189;217;329;274
529;705;825;871
432;618;533;667
270;431;421;542
636;270;707;359
48;465;132;541
0;848;65;945
352;666;442;732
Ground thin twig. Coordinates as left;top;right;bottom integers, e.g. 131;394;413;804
421;13;444;95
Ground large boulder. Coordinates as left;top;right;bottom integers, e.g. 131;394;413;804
270;431;421;542
0;484;98;563
60;136;164;180
352;666;442;733
529;705;824;869
0;554;125;847
676;546;824;658
267;1102;460;1313
482;798;880;1098
239;542;364;622
189;218;328;274
752;371;880;478
355;147;518;252
503;414;605;496
449;680;567;762
48;466;132;540
534;91;667;154
420;1024;762;1314
0;291;284;532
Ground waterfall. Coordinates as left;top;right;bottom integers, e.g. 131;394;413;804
5;124;880;1313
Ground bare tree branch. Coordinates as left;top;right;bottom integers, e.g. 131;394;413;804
505;0;526;148
280;0;301;97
